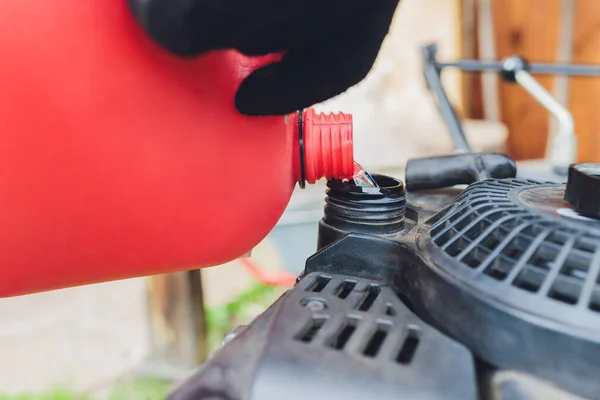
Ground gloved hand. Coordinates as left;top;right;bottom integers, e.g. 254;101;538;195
127;0;401;116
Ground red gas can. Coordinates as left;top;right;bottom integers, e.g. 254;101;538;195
0;1;354;297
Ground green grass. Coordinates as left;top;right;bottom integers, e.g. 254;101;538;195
205;282;284;353
0;379;171;400
0;388;76;400
106;378;171;400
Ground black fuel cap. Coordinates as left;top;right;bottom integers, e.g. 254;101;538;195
565;164;600;219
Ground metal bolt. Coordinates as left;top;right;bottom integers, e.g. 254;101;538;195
305;300;326;312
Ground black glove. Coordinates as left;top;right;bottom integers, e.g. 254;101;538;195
127;0;401;116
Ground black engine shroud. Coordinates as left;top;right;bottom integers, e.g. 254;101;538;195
168;178;600;400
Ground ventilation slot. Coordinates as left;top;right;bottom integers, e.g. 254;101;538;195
589;288;600;313
513;265;545;292
356;285;380;311
396;327;420;365
362;323;389;358
296;316;327;343
547;245;596;305
444;237;471;257
328;318;359;351
306;275;331;293
335;280;357;299
385;303;397;317
484;256;515;280
548;272;582;305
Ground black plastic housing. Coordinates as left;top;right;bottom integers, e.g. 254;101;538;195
167;174;600;400
318;175;407;250
405;153;517;191
565;163;600;218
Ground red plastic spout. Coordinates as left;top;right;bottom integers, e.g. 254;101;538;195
290;108;354;186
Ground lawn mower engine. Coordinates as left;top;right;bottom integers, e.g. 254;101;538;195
169;161;600;400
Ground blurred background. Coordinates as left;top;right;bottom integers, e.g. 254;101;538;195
2;0;600;398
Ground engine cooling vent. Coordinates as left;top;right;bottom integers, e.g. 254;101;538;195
428;178;600;313
250;272;477;400
297;275;418;361
415;178;600;400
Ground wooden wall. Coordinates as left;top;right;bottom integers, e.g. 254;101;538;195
570;1;600;162
466;0;600;162
491;0;561;161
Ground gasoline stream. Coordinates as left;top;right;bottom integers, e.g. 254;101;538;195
350;162;379;188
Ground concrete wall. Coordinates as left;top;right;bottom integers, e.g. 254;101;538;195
0;279;150;395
